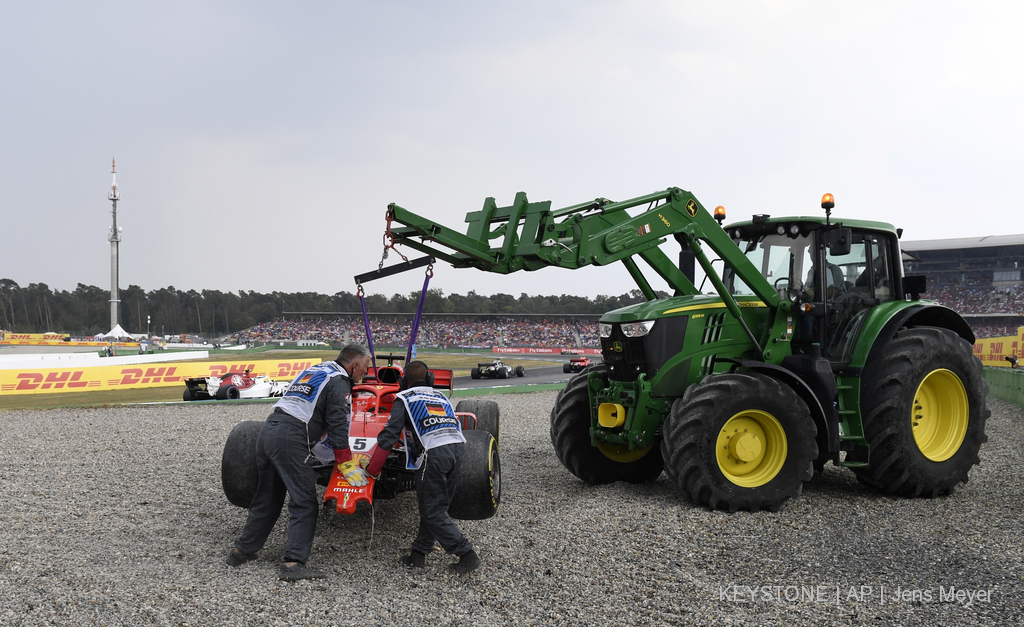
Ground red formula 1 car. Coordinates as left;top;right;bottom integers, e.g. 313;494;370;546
563;356;593;373
220;356;501;522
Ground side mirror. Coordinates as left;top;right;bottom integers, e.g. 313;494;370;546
825;227;852;257
903;275;927;300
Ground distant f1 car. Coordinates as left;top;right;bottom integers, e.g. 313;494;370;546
182;370;288;401
471;359;525;380
563;356;593;373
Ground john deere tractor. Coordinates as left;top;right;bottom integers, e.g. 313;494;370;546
380;187;988;511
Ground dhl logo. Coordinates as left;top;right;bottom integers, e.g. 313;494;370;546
270;362;313;377
6;371;93;391
208;364;257;377
113;366;181;385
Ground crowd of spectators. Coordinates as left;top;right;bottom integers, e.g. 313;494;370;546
235;281;1024;346
925;282;1024;338
237;316;601;348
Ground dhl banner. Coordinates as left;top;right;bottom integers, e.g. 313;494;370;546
974;327;1024;367
3;332;70;341
0;359;323;395
0;340;136;347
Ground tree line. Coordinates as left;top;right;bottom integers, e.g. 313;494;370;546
0;279;662;337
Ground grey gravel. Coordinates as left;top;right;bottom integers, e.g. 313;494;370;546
0;392;1022;626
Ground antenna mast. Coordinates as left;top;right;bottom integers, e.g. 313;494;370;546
108;158;121;331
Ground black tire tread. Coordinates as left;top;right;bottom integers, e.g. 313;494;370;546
549;366;664;484
853;327;989;496
661;372;817;513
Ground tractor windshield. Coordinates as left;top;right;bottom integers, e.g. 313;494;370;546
725;232;814;297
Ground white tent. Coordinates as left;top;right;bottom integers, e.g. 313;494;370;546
95;324;131;339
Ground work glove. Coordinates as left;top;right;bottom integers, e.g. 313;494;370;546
365;446;390;479
339;459;369;487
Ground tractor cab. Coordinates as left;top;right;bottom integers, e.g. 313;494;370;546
723;212;903;365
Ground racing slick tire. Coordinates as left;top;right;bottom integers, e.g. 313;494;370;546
471;368;481;380
498;368;508;379
660;372;817;513
217;385;241;400
515;366;525;377
550;365;664;484
221;420;262;508
449;430;501;520
563;363;571;374
182;387;194;402
455;399;501;446
853;327;989;497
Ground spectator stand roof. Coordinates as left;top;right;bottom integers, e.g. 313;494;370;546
901;234;1024;252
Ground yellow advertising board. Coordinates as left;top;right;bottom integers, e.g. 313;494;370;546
3;332;69;341
0;358;322;395
973;327;1024;367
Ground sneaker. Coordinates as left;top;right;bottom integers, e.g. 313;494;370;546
225;549;257;568
279;563;326;582
399;550;426;568
452;550;481;574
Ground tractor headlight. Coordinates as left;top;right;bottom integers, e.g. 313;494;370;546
620;320;656;338
599;323;613;338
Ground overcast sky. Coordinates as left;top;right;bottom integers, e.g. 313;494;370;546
2;1;1022;299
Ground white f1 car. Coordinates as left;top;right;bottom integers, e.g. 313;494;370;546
470;359;526;380
182;370;288;401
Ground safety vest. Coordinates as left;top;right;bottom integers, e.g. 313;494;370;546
274;361;350;424
396;386;465;469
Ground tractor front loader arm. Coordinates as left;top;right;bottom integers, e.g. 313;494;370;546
387;187;781;309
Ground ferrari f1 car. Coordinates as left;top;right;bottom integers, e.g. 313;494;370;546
220;355;501;522
562;356;593;373
470;359;525;380
182;370;289;401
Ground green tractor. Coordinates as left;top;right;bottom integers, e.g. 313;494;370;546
382;187;988;511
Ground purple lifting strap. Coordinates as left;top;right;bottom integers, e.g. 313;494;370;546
406;270;432;365
359;291;377;371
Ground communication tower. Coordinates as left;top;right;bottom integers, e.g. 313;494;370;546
108;158;121;330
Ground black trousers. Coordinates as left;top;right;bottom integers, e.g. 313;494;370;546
234;418;320;564
411;442;472;556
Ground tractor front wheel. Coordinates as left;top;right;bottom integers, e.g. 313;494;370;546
550;366;664;484
854;327;989;496
661;372;817;512
221;421;263;507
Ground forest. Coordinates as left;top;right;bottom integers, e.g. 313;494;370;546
0;279;662;336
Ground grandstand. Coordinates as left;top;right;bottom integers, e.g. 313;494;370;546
902;234;1024;338
238;313;603;349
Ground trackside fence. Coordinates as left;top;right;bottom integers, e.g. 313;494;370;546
983;367;1024;408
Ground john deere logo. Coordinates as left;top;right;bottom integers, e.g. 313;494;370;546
685;200;699;217
613;341;623;352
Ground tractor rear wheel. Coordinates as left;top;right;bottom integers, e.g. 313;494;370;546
550;366;664;484
449;430;501;520
455;398;500;447
854;327;989;496
221;421;263;507
661;372;817;512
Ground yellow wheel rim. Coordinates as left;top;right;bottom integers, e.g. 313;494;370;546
597;441;653;463
912;369;968;462
716;410;787;487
